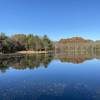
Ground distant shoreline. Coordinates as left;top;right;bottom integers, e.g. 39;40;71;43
17;50;54;54
0;51;53;60
0;50;53;55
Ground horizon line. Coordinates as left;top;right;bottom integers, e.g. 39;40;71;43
0;32;100;41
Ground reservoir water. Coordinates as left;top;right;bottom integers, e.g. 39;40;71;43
0;52;100;100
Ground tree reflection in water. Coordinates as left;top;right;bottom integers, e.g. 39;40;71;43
0;54;54;73
55;49;100;64
0;49;100;73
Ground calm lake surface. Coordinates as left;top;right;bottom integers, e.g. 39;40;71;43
0;52;100;100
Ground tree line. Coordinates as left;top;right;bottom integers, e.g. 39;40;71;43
0;33;54;53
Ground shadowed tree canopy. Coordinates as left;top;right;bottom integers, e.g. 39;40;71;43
0;33;53;53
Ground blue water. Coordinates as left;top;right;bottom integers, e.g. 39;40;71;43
0;55;100;100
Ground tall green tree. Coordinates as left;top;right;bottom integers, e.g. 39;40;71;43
42;35;53;51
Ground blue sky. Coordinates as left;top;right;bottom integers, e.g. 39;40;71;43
0;0;100;40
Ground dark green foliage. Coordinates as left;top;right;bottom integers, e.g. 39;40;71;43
42;35;53;50
0;33;53;53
